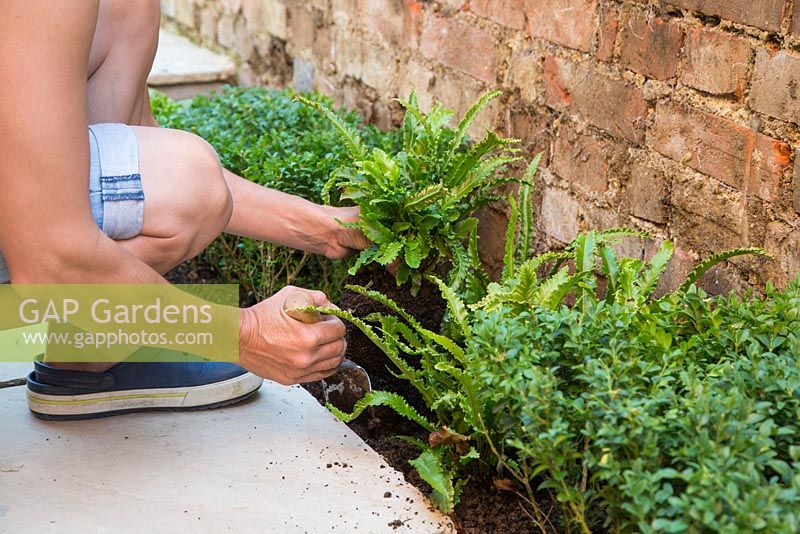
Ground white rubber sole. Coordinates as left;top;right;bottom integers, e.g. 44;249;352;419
27;372;263;420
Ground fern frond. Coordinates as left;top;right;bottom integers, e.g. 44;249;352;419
296;96;367;159
637;240;674;301
502;192;519;281
327;390;435;431
678;247;770;293
447;90;502;165
518;181;535;264
404;183;446;211
428;275;470;339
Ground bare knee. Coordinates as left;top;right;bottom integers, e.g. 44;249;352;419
169;135;232;261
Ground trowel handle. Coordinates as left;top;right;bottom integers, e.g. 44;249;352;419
283;292;323;324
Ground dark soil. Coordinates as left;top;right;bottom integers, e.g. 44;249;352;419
348;406;557;534
337;265;447;397
167;259;556;533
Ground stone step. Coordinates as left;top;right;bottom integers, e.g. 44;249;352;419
0;363;455;533
148;31;236;100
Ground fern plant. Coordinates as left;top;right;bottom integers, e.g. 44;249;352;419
298;91;537;293
309;176;771;520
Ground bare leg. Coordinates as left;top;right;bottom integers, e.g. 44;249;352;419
87;0;160;126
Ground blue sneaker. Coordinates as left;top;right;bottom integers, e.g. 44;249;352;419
26;357;262;420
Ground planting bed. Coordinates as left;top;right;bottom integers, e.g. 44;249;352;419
158;87;800;533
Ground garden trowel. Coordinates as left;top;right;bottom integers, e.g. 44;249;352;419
283;293;371;412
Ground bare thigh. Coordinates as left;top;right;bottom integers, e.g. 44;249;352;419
87;0;160;125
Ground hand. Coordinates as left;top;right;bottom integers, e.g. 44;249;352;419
319;205;371;259
238;286;347;385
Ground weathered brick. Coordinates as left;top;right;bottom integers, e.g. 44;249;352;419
541;187;581;243
619;10;684;81
262;0;288;39
397;59;436;110
543;56;647;143
220;0;242;14
681;28;751;97
199;8;218;40
750;49;800;126
765;221;800;288
335;28;364;79
793;3;800;37
651;243;696;295
625;161;669;223
505;108;551;165
361;44;397;93
358;0;422;49
471;0;525;30
421;13;499;83
596;0;619;61
233;14;254;59
649;103;789;200
553;127;613;193
217;13;236;48
794;149;800;213
175;0;196;27
332;0;358;22
289;5;315;50
673;211;743;252
525;0;598;52
672;170;743;232
507;51;538;104
666;0;786;33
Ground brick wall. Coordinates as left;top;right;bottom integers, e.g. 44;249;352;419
162;0;800;292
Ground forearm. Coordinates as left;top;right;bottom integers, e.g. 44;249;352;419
222;168;340;255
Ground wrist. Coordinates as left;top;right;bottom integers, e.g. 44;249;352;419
238;307;256;363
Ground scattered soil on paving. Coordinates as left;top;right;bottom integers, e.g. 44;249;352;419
337;265;447;400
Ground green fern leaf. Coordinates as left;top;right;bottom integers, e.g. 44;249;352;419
404;183;446;211
447;90;502;165
428;275;470;338
327;390;435;431
678;247;770;293
502;192;519;281
296;96;367;159
409;448;457;513
637;240;674;301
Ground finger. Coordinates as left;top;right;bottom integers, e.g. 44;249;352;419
297;368;340;384
311;317;347;345
298;351;345;378
314;337;347;361
305;289;332;308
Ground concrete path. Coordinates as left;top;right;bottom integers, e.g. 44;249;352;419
0;363;454;533
148;31;236;99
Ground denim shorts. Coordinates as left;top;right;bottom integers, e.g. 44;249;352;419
0;123;144;282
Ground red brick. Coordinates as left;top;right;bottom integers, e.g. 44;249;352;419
471;0;525;30
681;28;751;97
525;0;598;52
553;126;613;193
619;11;684;81
596;1;619;61
543;56;647;143
649;103;789;201
750;49;800;126
667;0;786;33
625;161;669;223
420;13;499;83
358;0;422;49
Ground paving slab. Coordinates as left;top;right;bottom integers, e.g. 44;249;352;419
148;31;236;99
0;363;454;533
